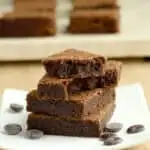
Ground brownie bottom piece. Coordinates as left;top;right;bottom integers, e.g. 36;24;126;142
27;102;115;137
27;88;115;119
0;11;56;37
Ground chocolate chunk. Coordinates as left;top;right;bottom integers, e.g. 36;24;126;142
26;129;44;139
100;132;116;141
104;136;122;146
105;122;123;133
4;124;22;135
127;125;145;134
10;103;24;113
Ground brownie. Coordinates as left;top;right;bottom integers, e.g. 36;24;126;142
27;102;115;137
0;11;56;37
38;61;121;100
68;8;120;33
27;88;115;119
14;0;56;12
42;49;106;78
74;0;118;9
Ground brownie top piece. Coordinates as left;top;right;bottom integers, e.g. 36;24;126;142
42;49;106;62
74;0;117;8
71;8;119;18
39;60;122;84
28;87;109;102
29;102;115;121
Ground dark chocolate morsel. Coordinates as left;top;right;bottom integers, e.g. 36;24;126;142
104;136;122;146
127;125;145;134
4;124;22;135
100;132;116;141
105;122;123;133
10;103;24;113
26;129;44;139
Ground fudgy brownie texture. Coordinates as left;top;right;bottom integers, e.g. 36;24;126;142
38;60;121;100
42;49;106;78
74;0;118;9
0;11;56;37
14;0;56;12
27;88;115;119
68;8;120;33
27;102;115;137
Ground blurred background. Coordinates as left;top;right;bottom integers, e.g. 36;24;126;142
0;0;150;149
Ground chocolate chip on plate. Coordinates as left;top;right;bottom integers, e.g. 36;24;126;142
10;103;24;113
4;124;22;135
127;124;145;134
100;132;117;141
104;136;123;146
105;122;123;133
26;129;44;139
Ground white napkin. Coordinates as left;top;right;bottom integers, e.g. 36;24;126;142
0;83;150;150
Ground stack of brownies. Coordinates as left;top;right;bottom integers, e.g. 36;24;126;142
26;49;122;137
68;0;120;33
0;0;56;37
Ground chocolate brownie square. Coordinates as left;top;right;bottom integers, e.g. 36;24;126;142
0;11;56;37
14;0;56;12
68;8;120;33
27;102;115;137
27;88;115;119
42;49;106;78
38;61;121;100
74;0;118;9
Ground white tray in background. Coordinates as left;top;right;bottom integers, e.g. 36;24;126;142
0;0;150;61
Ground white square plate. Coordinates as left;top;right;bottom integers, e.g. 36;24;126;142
0;84;150;150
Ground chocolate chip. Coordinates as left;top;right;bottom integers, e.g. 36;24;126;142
105;122;123;133
4;124;22;135
10;103;24;113
104;136;122;146
26;129;44;139
127;125;145;134
100;132;116;141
